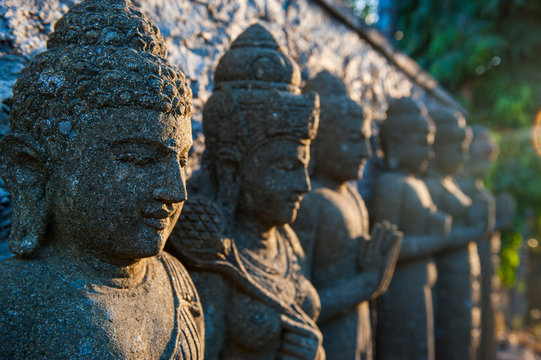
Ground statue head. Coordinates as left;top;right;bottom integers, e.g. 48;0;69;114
380;97;435;174
428;107;472;176
303;70;370;183
463;125;499;179
201;24;319;227
0;0;193;260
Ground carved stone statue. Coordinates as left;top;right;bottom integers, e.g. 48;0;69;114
372;98;450;360
166;24;324;360
424;107;488;360
456;125;499;360
0;0;204;358
291;70;402;360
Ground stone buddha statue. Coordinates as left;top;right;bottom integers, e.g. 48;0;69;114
456;125;499;360
166;24;324;360
291;70;402;360
0;0;204;358
372;97;450;360
424;107;489;360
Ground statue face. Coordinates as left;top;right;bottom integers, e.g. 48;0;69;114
50;108;192;263
316;112;371;182
395;115;434;174
237;139;311;227
466;131;497;178
434;134;469;176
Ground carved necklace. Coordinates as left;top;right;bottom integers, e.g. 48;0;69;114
239;230;297;304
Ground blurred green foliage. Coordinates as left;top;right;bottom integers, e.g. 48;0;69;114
352;0;541;286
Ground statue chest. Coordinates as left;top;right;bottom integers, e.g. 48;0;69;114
401;177;438;233
312;187;369;281
85;279;176;358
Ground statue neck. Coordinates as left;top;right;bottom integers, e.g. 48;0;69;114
233;213;278;257
47;233;148;289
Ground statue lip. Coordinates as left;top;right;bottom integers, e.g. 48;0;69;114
143;208;173;219
287;196;302;209
141;208;174;231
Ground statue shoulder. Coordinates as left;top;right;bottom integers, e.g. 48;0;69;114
280;224;306;261
160;252;199;296
0;258;116;359
0;257;47;299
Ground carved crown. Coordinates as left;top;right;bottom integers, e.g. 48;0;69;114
203;24;318;156
214;24;301;92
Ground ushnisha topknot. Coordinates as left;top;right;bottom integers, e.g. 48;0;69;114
46;0;167;57
203;23;318;159
10;0;191;157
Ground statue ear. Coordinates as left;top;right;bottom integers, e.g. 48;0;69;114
214;148;240;222
0;135;49;257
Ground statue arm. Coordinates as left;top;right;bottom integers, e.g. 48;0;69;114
189;270;228;360
374;175;452;261
399;210;451;261
317;273;379;323
444;224;487;251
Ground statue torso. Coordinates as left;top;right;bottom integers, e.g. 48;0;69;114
222;226;320;358
0;252;204;360
425;174;471;225
309;182;369;287
398;173;439;235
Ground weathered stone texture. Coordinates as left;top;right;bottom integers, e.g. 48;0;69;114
1;0;426;121
0;0;434;246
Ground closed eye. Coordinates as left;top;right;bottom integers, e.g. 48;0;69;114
117;153;155;166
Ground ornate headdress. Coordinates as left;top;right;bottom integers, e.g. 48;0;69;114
202;24;319;162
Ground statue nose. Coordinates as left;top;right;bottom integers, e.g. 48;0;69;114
153;185;187;204
153;160;187;204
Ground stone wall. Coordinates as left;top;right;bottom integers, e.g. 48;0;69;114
0;0;455;249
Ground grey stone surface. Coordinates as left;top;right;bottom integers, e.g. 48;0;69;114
373;98;451;360
0;0;448;243
457;126;499;360
424;107;488;360
292;71;402;360
0;0;204;357
167;23;324;359
0;0;440;133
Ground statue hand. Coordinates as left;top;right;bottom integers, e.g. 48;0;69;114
358;221;402;299
278;315;324;360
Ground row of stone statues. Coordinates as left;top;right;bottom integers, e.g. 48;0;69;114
0;0;507;359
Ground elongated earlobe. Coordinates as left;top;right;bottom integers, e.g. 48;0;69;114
0;135;49;257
